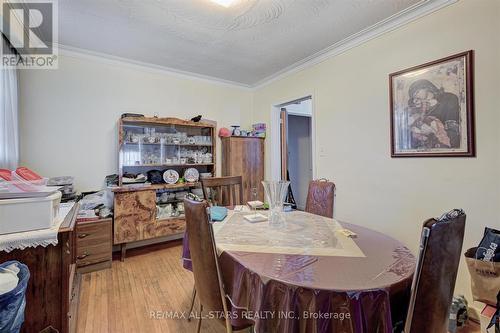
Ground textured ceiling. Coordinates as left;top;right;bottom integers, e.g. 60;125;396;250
58;0;424;85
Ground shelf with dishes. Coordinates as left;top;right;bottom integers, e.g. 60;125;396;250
149;182;200;190
123;163;214;168
155;188;190;220
117;168;211;191
121;149;213;166
123;128;212;146
123;142;213;147
114;182;200;191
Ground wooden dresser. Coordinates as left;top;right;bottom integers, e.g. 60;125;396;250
76;217;112;273
221;136;265;202
0;203;80;333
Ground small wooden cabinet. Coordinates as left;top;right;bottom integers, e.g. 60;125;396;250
0;203;80;333
221;137;265;202
76;218;112;273
113;188;185;244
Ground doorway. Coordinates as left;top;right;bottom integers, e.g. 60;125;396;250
273;97;313;210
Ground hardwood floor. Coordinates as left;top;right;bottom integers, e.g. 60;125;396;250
77;241;225;333
77;242;481;333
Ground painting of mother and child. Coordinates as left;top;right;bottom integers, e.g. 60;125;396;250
390;51;475;157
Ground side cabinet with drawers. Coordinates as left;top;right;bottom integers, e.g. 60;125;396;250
0;203;80;333
75;218;112;273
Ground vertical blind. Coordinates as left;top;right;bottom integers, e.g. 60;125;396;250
0;36;19;170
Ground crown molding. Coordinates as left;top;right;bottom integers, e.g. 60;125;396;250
57;44;253;90
252;0;458;89
55;0;456;91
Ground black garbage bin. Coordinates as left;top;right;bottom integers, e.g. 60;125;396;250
0;261;30;333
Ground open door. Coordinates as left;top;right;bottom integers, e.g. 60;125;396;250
273;96;313;210
280;108;297;208
280;108;288;181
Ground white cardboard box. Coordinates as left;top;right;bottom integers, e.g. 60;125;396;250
0;192;61;234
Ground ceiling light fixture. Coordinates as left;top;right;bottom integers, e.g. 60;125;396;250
210;0;235;8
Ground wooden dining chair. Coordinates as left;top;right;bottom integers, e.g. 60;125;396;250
201;176;243;206
186;176;243;319
184;198;252;333
401;209;466;333
304;178;335;218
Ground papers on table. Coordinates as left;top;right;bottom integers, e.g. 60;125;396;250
243;213;268;223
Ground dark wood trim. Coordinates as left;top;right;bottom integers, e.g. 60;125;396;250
280;108;288;178
121;116;216;128
59;203;79;233
389;50;475;158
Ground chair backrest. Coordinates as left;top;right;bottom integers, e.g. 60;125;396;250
404;209;466;333
304;179;335;218
201;176;243;206
183;198;229;315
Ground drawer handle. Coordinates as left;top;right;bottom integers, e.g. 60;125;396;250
78;233;89;239
77;253;89;260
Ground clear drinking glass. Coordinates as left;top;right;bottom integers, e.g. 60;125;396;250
251;186;258;217
262;180;290;228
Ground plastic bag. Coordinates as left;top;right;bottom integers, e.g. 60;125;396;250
476;227;500;262
79;190;113;210
0;261;30;333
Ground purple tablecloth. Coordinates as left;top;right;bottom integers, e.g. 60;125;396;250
181;213;415;333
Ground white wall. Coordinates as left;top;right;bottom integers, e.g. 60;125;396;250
252;0;500;314
19;53;253;191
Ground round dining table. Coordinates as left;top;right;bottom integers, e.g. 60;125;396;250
182;210;416;333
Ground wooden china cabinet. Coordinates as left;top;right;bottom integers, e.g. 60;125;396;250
113;116;216;259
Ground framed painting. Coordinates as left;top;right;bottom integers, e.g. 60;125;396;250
389;50;475;157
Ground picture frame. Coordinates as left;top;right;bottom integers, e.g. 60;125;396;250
389;50;475;157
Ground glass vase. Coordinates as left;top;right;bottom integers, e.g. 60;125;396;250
262;180;290;228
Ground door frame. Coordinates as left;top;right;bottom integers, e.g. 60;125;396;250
270;95;316;181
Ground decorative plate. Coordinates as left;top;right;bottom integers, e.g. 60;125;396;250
163;169;179;184
184;168;199;182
